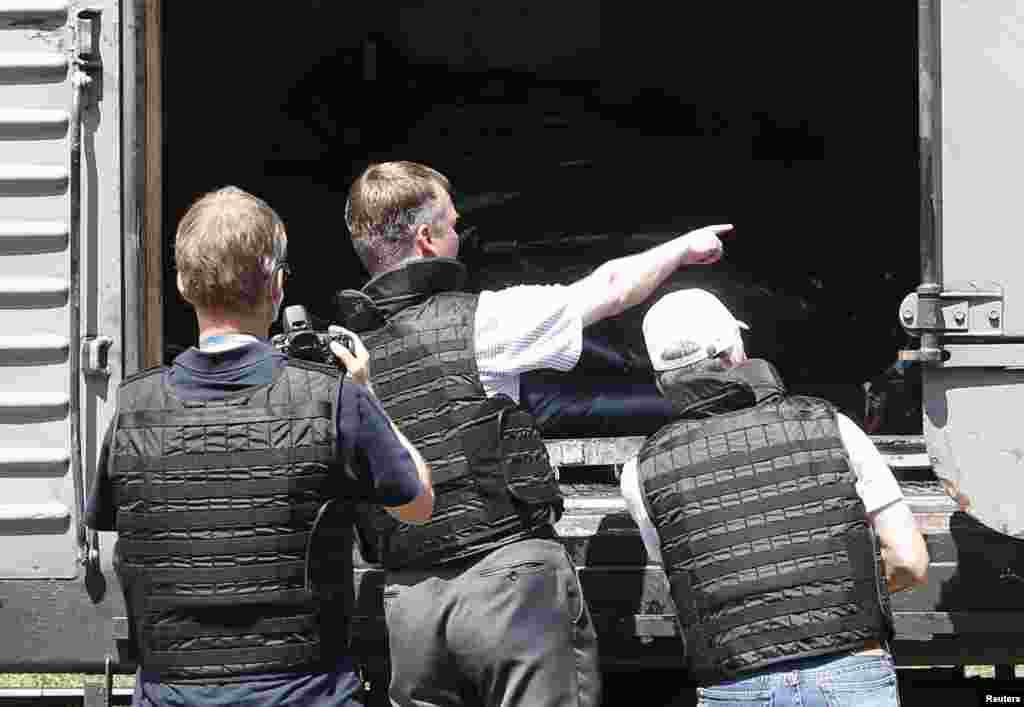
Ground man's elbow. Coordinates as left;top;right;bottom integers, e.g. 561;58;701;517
387;486;434;525
908;540;930;585
891;539;930;588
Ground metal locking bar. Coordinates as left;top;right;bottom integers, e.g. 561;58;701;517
68;6;103;575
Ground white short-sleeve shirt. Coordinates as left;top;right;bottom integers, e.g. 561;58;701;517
474;284;584;403
619;411;906;565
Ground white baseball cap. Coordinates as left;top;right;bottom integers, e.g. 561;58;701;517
642;289;750;372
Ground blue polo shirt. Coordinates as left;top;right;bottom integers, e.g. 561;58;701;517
86;338;422;707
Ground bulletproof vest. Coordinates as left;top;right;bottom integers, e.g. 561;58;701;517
335;258;563;569
108;359;354;682
636;384;893;684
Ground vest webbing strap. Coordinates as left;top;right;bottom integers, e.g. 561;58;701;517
128;560;306;584
683;534;864;590
117;401;333;428
119;532;310;558
144;588;316;609
114;445;335;476
376;382;481;422
654;484;860;541
661;457;850;507
113;468;331;501
383;336;472;361
642;437;843;495
149;614;317;640
117;503;321;530
703;583;863;635
656;405;835;452
705;615;879;665
145;644;322;670
400;403;497;445
375;359;476;400
673;561;858;616
663;504;867;566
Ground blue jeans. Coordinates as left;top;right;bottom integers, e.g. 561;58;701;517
696;653;899;707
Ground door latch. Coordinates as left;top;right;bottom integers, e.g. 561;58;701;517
898;281;1004;363
81;335;113;377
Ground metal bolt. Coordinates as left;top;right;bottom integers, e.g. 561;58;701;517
902;309;914;324
954;310;966;325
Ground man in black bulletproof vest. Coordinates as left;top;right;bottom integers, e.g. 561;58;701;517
620;288;930;707
337;161;733;707
86;186;433;707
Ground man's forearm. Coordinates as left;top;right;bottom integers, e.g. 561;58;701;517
592;237;693;320
570;226;727;327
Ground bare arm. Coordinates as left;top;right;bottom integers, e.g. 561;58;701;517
870;500;929;593
566;224;733;327
836;413;929;593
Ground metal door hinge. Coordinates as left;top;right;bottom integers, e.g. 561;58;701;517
899;281;1004;363
900;281;1004;335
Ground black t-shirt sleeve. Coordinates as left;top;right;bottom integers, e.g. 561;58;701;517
335;380;423;507
84;420;117;531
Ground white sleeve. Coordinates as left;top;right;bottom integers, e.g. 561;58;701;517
474;284;584;403
619;457;664;565
836;412;905;513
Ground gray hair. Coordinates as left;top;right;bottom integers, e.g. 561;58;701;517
348;196;445;273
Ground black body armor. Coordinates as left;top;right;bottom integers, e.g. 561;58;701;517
335;258;563;569
636;361;893;683
109;360;354;681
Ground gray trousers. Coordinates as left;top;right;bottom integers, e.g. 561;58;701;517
383;538;601;707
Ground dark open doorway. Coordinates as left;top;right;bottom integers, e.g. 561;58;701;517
160;3;921;433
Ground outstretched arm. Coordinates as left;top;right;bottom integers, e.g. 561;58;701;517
567;224;733;327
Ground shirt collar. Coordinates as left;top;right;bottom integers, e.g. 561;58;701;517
198;333;262;353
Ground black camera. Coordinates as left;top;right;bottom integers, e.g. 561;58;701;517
271;305;354;367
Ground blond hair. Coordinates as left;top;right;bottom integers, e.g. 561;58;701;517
174;186;287;312
344;161;451;273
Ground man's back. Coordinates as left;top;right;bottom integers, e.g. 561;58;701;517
88;339;420;707
633;390;893;683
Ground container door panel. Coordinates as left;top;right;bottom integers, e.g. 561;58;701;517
0;0;121;579
922;1;1024;537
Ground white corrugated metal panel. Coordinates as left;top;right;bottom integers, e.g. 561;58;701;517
0;0;70;13
0;7;78;579
0;107;68;125
0;220;68;254
0;502;71;536
0;447;69;476
0;502;69;521
0;334;68;350
0;391;69;411
0;163;69;182
0;220;67;237
0;51;66;71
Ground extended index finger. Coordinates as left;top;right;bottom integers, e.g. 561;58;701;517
707;224;735;239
